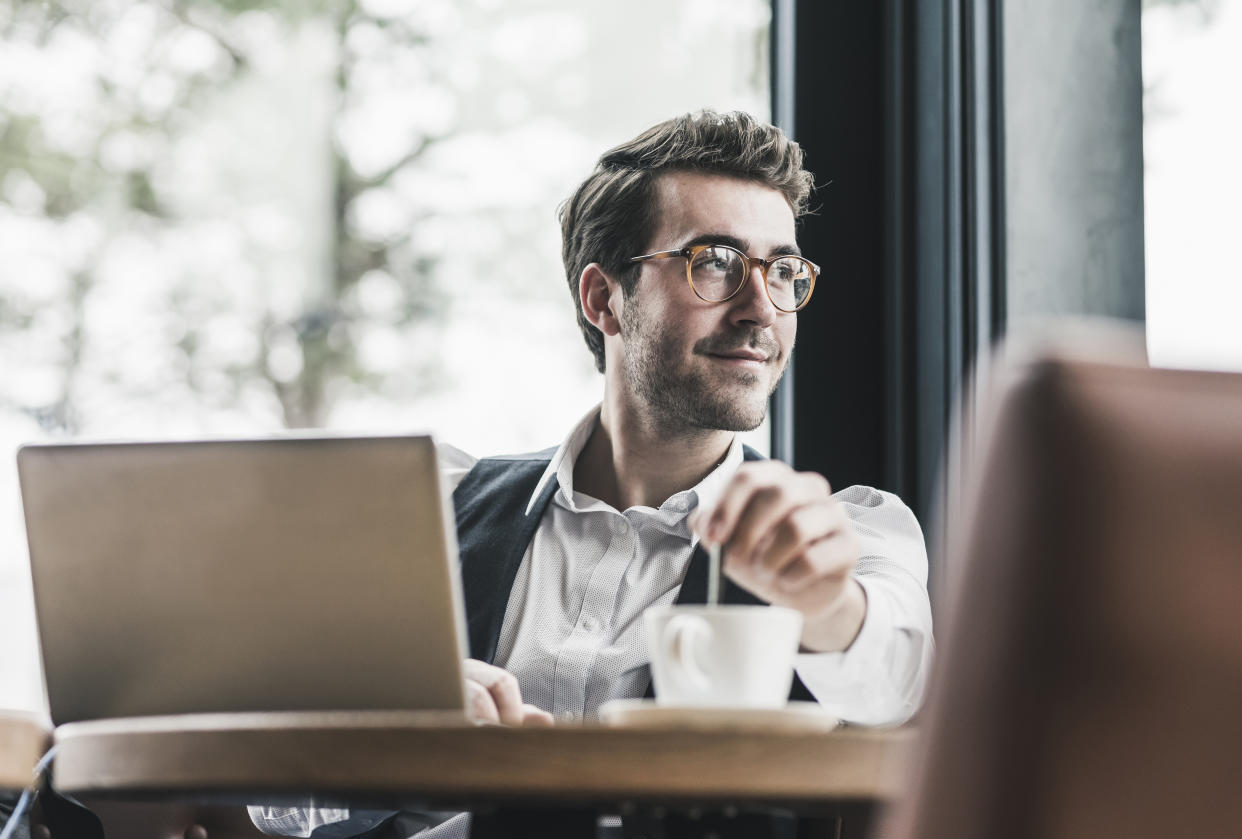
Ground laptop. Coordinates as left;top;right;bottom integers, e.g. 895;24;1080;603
16;434;470;725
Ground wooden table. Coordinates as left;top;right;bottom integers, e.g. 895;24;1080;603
0;710;50;790
52;711;915;838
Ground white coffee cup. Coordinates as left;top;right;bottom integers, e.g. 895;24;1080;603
644;604;803;708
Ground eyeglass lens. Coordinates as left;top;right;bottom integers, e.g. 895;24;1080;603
688;246;813;311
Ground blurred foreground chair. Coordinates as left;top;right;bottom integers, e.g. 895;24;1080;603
887;331;1242;839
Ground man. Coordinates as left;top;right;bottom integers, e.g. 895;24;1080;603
252;110;932;838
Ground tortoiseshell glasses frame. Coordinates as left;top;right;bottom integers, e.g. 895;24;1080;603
628;243;819;313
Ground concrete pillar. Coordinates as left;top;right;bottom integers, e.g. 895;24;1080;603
1003;0;1146;329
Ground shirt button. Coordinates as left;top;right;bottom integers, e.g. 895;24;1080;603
580;617;597;632
558;710;579;722
611;518;630;535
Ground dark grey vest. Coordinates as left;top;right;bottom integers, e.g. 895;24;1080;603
451;445;813;702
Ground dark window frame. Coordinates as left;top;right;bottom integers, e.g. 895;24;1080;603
769;0;1008;593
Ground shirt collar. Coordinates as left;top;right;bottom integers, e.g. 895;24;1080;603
523;405;746;520
688;435;745;517
524;405;602;515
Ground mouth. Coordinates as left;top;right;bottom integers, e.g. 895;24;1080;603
706;350;770;367
695;331;782;372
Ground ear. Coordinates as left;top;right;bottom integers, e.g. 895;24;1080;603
579;263;623;337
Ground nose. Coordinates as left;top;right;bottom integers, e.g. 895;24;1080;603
727;261;778;328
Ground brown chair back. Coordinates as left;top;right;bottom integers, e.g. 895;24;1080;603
888;342;1242;839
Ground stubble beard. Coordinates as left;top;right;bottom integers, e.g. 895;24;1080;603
620;303;787;435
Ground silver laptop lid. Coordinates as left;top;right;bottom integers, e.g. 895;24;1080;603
17;435;469;725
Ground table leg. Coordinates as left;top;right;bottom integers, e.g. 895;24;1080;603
815;801;881;839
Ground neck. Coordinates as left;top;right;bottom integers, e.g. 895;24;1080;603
573;390;735;511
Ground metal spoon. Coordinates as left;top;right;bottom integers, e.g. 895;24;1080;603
707;542;722;607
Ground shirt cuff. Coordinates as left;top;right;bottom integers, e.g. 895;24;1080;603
792;575;916;726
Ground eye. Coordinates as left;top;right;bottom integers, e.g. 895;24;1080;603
692;247;739;273
769;257;805;284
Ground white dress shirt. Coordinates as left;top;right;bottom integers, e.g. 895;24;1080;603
250;406;934;838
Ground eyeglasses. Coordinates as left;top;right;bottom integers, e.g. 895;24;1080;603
628;243;818;313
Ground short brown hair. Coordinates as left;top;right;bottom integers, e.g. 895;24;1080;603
559;110;815;373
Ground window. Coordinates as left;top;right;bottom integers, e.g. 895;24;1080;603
1143;0;1242;372
0;0;771;711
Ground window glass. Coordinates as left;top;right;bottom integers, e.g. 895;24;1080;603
0;0;772;711
1143;0;1242;371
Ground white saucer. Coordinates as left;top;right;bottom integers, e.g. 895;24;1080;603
597;699;839;732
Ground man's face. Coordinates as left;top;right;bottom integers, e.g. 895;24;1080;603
616;171;799;434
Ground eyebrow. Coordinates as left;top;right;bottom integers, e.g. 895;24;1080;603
681;233;803;258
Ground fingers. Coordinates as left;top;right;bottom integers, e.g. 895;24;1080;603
693;462;862;624
768;531;859;611
462;659;530;726
696;462;830;555
755;500;852;581
464;679;501;725
522;704;555;727
726;530;854;612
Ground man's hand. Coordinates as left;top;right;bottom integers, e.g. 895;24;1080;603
463;659;554;726
690;460;867;652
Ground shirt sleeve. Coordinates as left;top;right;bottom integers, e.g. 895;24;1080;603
793;485;934;726
436;441;478;494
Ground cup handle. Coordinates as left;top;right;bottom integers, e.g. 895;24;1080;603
662;614;713;691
